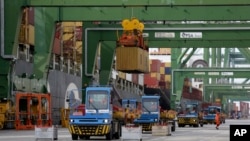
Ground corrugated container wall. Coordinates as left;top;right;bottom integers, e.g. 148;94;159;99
116;47;149;73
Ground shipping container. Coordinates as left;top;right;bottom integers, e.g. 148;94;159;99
150;59;161;72
160;67;165;74
112;70;118;79
75;27;83;41
19;24;34;45
21;7;34;25
165;75;171;82
118;71;126;79
27;7;34;25
165;62;171;67
165;67;171;74
138;74;144;86
144;75;159;87
182;86;202;101
53;38;61;55
159;48;171;55
150;72;161;81
116;47;149;73
132;74;138;84
160;74;165;81
126;73;132;82
62;22;83;27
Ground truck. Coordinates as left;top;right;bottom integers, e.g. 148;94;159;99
177;102;203;127
68;86;122;140
133;95;160;132
144;87;177;132
112;99;140;125
203;106;225;124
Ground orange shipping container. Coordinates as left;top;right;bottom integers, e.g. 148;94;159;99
116;47;149;73
160;67;165;74
118;71;126;79
165;62;171;67
19;24;34;45
165;75;171;82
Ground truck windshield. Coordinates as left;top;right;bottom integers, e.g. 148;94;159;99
208;107;220;114
142;99;158;112
87;91;109;110
122;101;136;109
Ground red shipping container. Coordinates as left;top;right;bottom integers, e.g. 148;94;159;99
144;77;159;87
75;27;83;41
28;7;34;25
132;74;138;84
54;24;61;39
160;74;165;81
150;59;161;72
144;73;151;79
158;81;166;87
53;38;61;55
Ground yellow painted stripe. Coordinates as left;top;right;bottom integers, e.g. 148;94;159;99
105;125;110;134
72;125;75;134
68;126;72;133
95;126;99;135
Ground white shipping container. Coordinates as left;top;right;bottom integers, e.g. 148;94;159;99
126;73;132;82
112;69;118;79
138;74;144;86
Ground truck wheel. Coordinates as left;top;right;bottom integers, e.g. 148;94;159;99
106;127;113;140
171;125;175;131
72;134;78;140
114;123;121;139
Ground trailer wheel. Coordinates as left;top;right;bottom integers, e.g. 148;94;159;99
72;134;78;140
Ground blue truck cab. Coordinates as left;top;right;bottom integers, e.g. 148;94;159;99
134;95;160;132
122;99;137;109
203;106;221;124
68;86;121;140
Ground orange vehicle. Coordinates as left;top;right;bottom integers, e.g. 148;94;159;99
15;92;52;130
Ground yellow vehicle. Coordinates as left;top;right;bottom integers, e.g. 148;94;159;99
0;101;15;129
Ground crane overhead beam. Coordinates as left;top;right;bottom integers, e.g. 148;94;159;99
204;84;250;91
173;68;250;78
26;0;250;7
23;0;250;21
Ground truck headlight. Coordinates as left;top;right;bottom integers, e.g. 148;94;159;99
154;119;158;122
103;119;108;123
70;119;74;123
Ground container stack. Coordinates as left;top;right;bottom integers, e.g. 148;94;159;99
53;22;82;64
19;7;34;46
144;59;171;89
240;101;249;118
17;7;35;62
116;71;144;86
51;22;82;75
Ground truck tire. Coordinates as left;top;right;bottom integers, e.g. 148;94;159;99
114;123;121;139
171;121;176;131
106;126;113;140
72;134;78;140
